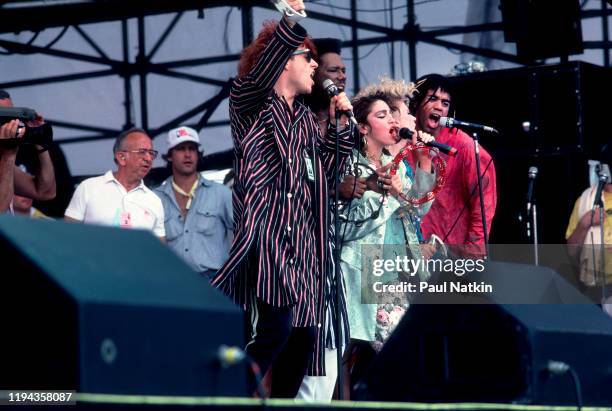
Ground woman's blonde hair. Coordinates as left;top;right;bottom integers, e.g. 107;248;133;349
354;76;416;103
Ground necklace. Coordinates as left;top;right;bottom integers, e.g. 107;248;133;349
366;150;382;165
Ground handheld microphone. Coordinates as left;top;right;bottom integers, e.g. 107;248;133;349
593;166;608;208
439;116;499;134
217;345;246;368
398;128;458;157
322;79;357;125
526;166;538;212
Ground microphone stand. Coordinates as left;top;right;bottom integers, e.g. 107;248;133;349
333;110;345;400
471;131;489;257
599;204;606;306
591;177;607;307
529;201;539;266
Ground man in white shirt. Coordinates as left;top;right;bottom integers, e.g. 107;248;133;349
65;127;165;239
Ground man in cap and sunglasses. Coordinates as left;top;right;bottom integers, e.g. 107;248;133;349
154;126;233;278
64;127;165;240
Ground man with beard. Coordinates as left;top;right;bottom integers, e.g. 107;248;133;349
411;74;497;253
65;127;165;239
154;126;233;278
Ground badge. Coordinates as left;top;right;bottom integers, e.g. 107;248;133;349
120;212;132;228
304;151;315;182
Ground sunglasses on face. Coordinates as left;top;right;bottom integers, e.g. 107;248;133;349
292;48;312;63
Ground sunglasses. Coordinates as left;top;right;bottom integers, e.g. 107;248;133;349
292;48;313;63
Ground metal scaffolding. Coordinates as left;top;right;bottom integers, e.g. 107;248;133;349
1;0;610;168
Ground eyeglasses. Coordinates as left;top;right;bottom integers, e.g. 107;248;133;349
292;48;312;63
120;149;159;159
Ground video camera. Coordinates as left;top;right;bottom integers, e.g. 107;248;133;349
0;106;53;151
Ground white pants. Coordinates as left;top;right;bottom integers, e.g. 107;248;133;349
295;347;342;402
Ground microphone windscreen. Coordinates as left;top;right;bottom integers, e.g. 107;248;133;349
322;79;339;97
528;166;538;178
439;116;451;128
399;128;414;140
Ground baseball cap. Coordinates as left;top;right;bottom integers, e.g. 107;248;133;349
167;126;200;152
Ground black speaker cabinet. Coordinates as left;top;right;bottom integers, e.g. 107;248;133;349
500;0;583;61
358;262;612;406
450;62;612;244
0;216;246;396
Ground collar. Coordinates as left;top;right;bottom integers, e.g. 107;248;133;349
158;173;211;197
104;170;147;192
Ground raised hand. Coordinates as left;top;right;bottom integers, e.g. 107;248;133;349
413;130;434;172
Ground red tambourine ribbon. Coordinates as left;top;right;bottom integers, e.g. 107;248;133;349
389;144;447;205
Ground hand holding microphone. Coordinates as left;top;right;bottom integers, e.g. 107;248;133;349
398;127;458;157
323;79;356;127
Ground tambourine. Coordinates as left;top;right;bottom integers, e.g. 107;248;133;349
389;143;447;205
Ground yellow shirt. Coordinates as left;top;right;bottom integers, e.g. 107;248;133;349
566;191;612;283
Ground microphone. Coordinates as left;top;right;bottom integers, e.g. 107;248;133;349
593;165;608;208
217;345;246;368
322;79;357;125
526;166;538;212
439;117;499;134
398;128;458;157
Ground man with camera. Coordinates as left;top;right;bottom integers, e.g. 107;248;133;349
0;90;56;213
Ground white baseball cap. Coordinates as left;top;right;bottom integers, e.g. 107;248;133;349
167;126;200;152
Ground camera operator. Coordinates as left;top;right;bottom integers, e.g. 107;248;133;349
0;90;56;213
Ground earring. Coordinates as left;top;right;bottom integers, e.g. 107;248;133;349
361;135;369;157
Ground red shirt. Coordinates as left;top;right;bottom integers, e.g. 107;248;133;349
420;127;497;249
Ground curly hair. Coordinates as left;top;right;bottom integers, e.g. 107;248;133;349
409;73;454;114
355;76;416;104
237;21;316;77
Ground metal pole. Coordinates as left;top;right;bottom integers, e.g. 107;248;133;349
137;16;148;130
602;0;610;67
600;205;606;305
389;0;395;79
532;203;539;266
472;132;489;256
241;5;253;47
121;19;133;129
334;112;345;401
351;0;360;92
407;0;417;80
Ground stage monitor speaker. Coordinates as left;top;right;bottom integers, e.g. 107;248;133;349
450;62;612;244
0;215;246;397
358;262;612;406
500;0;583;61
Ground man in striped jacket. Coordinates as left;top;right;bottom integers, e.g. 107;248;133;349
210;0;354;398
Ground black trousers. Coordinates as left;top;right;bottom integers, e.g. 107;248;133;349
245;298;316;398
